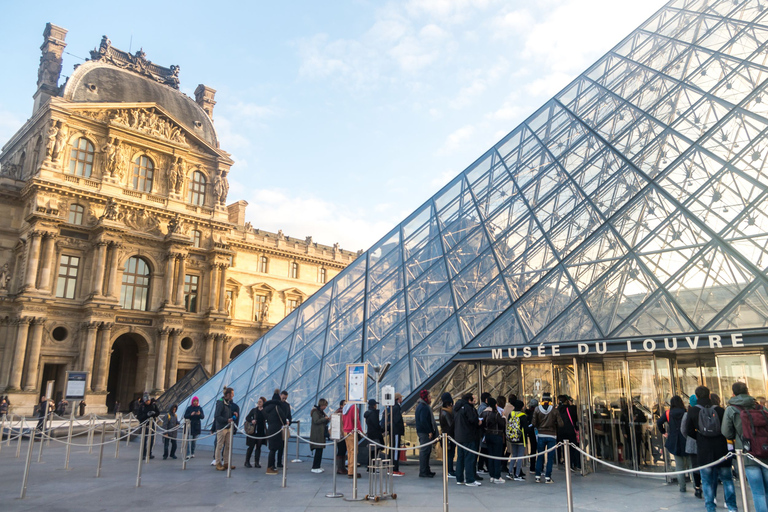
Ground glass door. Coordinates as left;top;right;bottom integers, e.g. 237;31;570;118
716;354;768;403
521;363;552;404
588;360;628;468
626;358;667;471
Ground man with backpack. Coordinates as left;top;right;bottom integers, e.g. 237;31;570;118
722;381;768;512
684;386;737;512
506;399;528;481
532;392;564;484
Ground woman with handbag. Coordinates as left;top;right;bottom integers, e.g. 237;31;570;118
557;395;581;471
244;397;267;468
310;399;331;473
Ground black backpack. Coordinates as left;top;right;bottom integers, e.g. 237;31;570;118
696;405;721;437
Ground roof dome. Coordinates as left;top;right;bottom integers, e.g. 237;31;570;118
62;60;218;148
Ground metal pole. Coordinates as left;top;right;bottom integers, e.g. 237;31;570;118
442;433;449;512
736;449;751;512
292;420;302;462
136;424;146;488
88;414;95;454
145;420;153;463
46;406;53;446
353;406;359;499
37;404;48;462
282;426;289;488
226;424;234;478
20;425;35;499
181;420;189;470
65;405;75;468
96;422;106;477
126;413;132;447
564;441;574;512
0;413;5;455
16;417;24;458
326;438;344;498
115;413;122;458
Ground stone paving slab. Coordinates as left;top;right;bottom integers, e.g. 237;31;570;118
0;435;749;511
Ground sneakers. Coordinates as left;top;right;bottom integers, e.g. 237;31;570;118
514;476;524;482
535;475;541;483
447;473;456;479
545;477;553;484
211;459;217;466
477;469;488;475
456;481;464;485
311;468;323;473
393;471;405;477
491;478;506;484
244;462;252;468
474;475;484;481
465;481;482;487
266;467;279;475
694;488;703;499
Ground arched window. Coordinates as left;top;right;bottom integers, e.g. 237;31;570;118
259;256;268;273
319;267;327;284
187;171;206;206
192;230;202;248
132;155;154;193
68;204;85;225
68;138;95;177
289;262;299;279
120;256;151;311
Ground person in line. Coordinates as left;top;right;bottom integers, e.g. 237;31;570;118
532;392;564;483
263;390;288;475
525;398;539;473
557;395;580;471
656;395;689;493
35;395;50;432
385;393;405;477
440;392;456;479
365;398;384;465
342;400;362;479
310;398;331;473
183;396;205;459
495;396;509;475
481;397;506;484
137;394;159;460
244;397;267;468
476;392;492;475
335;400;348;475
55;398;68;417
684;385;737;512
415;389;438;478
0;396;8;417
162;404;179;460
213;387;239;471
454;393;482;486
506;399;528;481
681;394;703;498
723;381;768;512
79;399;87;417
276;390;292;468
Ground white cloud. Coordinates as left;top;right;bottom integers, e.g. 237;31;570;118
438;124;475;155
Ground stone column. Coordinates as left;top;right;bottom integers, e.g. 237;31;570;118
91;241;108;296
37;233;57;292
23;231;43;290
174;255;186;307
163;253;175;305
105;243;121;298
0;319;14;389
217;265;228;312
214;334;224;373
203;333;215;375
6;318;30;390
23;318;46;391
154;328;170;393
81;322;99;390
94;323;113;392
208;263;219;312
166;329;181;389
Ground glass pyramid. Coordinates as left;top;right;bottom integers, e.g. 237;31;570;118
180;0;768;424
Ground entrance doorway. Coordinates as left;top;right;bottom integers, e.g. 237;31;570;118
40;363;67;404
106;333;149;412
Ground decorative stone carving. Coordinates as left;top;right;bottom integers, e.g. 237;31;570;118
101;136;120;178
45;121;59;159
90;36;181;90
123;208;161;235
0;263;10;291
100;198;120;221
166;213;184;235
213;169;229;205
107;107;187;144
1;162;22;179
277;230;285;240
167;156;185;195
52;123;67;162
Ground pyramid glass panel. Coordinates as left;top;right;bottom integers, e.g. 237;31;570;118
179;0;768;428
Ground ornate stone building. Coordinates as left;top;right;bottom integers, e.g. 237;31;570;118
0;24;357;415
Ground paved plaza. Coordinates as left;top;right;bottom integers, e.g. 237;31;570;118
0;432;748;512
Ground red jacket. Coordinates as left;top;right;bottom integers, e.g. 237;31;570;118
343;404;362;433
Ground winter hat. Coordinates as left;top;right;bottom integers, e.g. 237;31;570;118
419;389;430;401
542;392;552;401
440;392;453;406
192;396;199;404
689;395;697;407
528;398;539;408
512;400;525;411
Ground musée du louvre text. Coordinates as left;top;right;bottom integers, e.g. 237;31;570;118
490;332;754;360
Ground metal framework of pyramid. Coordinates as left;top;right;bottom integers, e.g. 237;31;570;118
180;0;768;424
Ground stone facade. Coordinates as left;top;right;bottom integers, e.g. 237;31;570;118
0;24;357;415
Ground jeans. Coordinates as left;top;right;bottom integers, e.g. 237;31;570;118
700;466;737;512
486;434;504;480
163;437;177;458
509;444;525;476
418;432;433;476
745;465;768;512
456;440;477;484
186;434;198;456
445;438;456;475
536;436;557;478
672;454;691;491
312;447;324;469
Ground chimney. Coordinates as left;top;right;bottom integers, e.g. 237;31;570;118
227;200;248;226
194;84;217;119
33;23;68;114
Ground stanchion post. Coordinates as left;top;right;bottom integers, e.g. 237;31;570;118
282;426;289;488
126;413;132;447
88;414;95;454
20;426;35;499
0;413;5;455
145;420;154;463
292;420;302;463
564;441;574;512
352;406;359;500
736;450;751;512
326;438;344;498
442;433;449;512
115;413;122;458
181;420;189;470
226;424;234;478
136;424;146;488
37;405;48;463
64;407;75;469
96;422;106;477
16;418;24;458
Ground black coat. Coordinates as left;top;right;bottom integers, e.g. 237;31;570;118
384;403;405;436
558;404;579;441
656;407;687;457
263;397;289;450
213;398;239;431
454;399;480;445
183;405;205;436
685;401;729;467
365;408;384;443
137;401;159;424
245;407;267;447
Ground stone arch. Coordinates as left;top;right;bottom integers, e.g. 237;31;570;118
229;341;249;360
106;331;151;412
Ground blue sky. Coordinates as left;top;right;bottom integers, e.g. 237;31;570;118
0;0;661;251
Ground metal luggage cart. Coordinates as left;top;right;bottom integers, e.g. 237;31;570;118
365;444;397;502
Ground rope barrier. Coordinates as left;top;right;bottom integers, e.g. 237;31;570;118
449;436;562;461
360;431;440;451
233;424;286;440
571;444;734;477
745;453;768;470
39;424;144;447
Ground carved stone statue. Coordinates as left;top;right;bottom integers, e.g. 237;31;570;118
168;156;185;195
277;230;285;240
102;137;119;177
262;301;269;321
166;213;183;235
225;295;232;316
333;242;340;251
305;236;313;245
0;263;9;291
213;170;229;205
123;208;161;235
100;198;120;221
45;122;59;159
244;222;252;231
51;123;67;161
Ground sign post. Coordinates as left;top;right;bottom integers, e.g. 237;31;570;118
345;364;367;502
64;371;87;470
